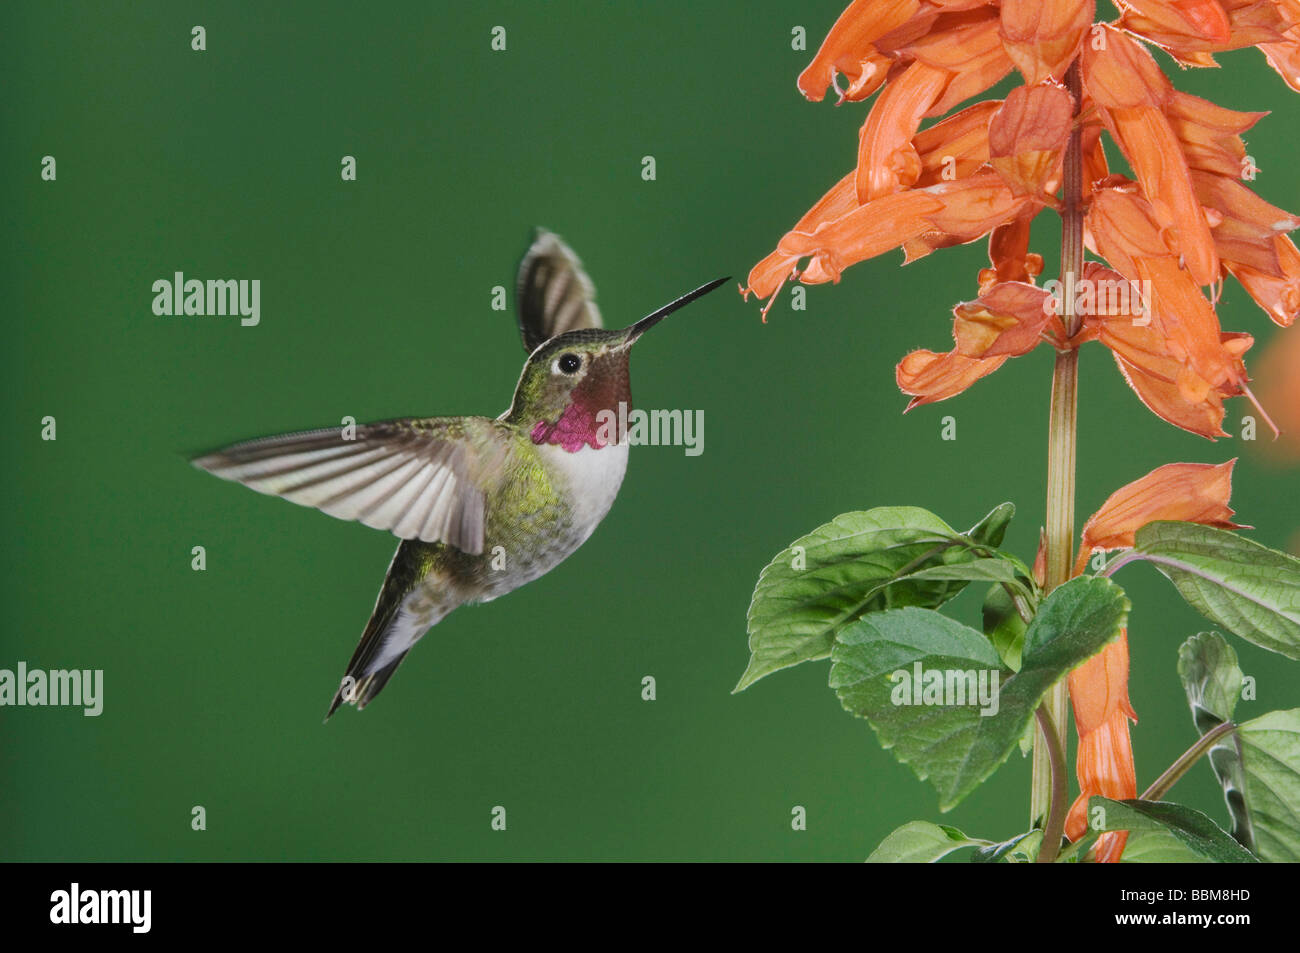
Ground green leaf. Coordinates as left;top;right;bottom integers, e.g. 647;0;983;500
1119;830;1212;863
982;583;1033;755
1177;632;1252;849
1055;829;1098;863
1179;631;1242;729
1175;637;1300;861
905;558;1023;586
866;821;990;862
966;501;1015;550
830;576;1129;810
736;504;1015;692
1237;709;1300;862
1126;522;1300;660
1004;830;1043;862
983;583;1027;673
970;829;1038;863
1091;798;1259;863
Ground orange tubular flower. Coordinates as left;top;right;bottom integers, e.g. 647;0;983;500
1066;631;1137;863
999;0;1095;85
797;0;922;103
1072;460;1245;576
988;83;1074;199
1084;26;1220;287
1064;460;1244;861
953;281;1055;357
744;0;1299;433
856;60;950;201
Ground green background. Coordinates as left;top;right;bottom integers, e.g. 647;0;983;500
3;1;1297;861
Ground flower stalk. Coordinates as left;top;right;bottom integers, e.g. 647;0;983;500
1034;704;1069;863
1032;59;1084;832
1140;720;1239;803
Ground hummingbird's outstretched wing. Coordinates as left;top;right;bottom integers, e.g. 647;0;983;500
192;418;507;554
515;228;603;353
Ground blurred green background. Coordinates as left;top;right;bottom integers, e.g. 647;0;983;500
3;1;1297;861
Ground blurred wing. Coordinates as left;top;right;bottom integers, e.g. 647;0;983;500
192;419;499;553
515;229;603;353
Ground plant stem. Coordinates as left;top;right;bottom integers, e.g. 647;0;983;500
1034;705;1069;863
1141;720;1239;801
1031;59;1085;829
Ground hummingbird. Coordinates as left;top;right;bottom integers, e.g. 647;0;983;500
193;230;727;718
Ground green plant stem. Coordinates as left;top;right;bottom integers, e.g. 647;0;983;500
1141;720;1239;801
1031;59;1085;830
1034;705;1069;863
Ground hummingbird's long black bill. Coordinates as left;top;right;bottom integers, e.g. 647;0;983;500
625;276;731;343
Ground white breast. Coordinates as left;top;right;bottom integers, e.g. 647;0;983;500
537;440;629;534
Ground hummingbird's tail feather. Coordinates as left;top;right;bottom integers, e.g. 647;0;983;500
324;541;452;720
324;600;404;719
345;654;409;712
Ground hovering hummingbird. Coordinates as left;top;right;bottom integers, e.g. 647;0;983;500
193;231;727;718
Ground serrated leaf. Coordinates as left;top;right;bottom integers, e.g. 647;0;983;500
1091;798;1259;863
1238;709;1300;862
1129;522;1300;660
830;576;1129;810
866;821;990;862
1177;632;1252;850
736;504;1015;692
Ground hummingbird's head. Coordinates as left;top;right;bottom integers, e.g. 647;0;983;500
506;277;728;453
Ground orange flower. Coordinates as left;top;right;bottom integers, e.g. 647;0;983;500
999;0;1094;85
896;349;1007;409
896;8;1014;117
1165;91;1266;179
744;0;1299;434
953;281;1055;357
1084;27;1219;286
1116;0;1234;57
902;172;1035;263
914;100;1001;186
982;213;1043;287
1065;631;1137;864
1064;459;1245;861
856;60;949;201
1194;172;1300;326
743;187;944;312
796;0;921;103
988;83;1074;198
1072;459;1245;575
1261;21;1300;91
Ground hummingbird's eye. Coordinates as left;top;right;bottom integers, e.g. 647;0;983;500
557;353;582;374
